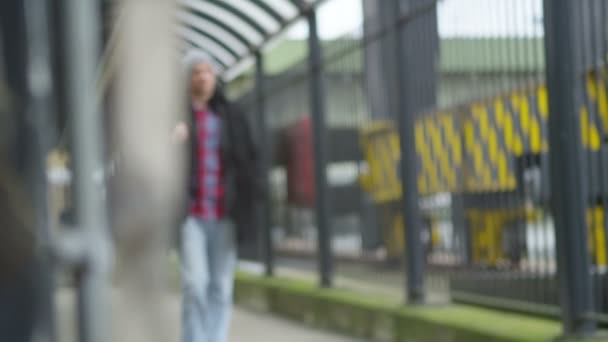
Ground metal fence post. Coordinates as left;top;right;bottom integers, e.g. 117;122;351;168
391;0;426;304
24;0;58;340
64;0;112;341
307;8;333;288
255;51;274;277
543;0;595;336
0;1;57;341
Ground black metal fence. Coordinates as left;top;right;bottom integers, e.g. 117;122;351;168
570;0;608;326
233;0;608;336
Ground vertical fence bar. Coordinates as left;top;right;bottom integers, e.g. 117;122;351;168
391;0;426;303
599;0;608;318
64;0;112;341
23;0;57;340
255;51;274;277
307;8;333;288
543;0;596;336
0;4;28;342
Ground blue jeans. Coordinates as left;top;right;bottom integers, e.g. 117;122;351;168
181;216;236;342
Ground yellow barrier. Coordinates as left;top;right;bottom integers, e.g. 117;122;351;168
358;71;608;266
588;206;608;267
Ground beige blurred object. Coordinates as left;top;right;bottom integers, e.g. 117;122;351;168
46;149;70;231
109;0;183;341
173;121;190;143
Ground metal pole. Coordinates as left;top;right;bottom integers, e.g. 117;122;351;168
307;9;333;288
0;1;55;341
391;0;425;303
255;52;274;277
64;0;112;341
23;0;57;340
543;0;595;337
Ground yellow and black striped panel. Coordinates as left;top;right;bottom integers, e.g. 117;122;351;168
415;112;463;195
464;102;513;192
414;87;549;195
587;206;608;267
416;72;607;194
462;88;549;192
583;70;608;151
359;121;402;203
416;71;608;194
361;71;607;199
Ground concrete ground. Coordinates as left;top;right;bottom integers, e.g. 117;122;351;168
56;287;355;342
230;309;356;342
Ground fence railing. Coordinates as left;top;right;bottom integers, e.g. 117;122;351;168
235;0;608;335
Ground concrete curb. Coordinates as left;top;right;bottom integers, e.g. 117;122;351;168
234;272;576;342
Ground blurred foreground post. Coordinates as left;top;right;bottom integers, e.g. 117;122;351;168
110;0;182;341
543;0;595;337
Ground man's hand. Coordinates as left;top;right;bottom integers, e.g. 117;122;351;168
173;122;189;143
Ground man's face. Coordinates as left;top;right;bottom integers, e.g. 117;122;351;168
191;62;217;100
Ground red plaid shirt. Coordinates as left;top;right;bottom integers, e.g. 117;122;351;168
190;108;226;220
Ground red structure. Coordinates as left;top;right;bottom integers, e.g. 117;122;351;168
278;116;315;208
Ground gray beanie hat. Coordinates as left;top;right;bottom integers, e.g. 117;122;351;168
182;49;219;75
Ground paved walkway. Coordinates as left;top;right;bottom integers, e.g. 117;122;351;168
230;308;355;342
56;287;354;342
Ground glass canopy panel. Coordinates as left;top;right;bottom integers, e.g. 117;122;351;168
179;0;322;77
180;0;265;45
183;41;226;72
222;0;281;33
263;0;299;18
178;11;250;56
178;26;237;66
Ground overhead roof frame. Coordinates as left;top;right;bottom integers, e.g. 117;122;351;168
178;0;322;78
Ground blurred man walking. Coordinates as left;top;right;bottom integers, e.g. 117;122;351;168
177;51;261;342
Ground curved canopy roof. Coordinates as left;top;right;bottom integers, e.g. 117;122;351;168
177;0;322;80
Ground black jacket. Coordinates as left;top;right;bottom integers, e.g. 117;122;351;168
184;91;262;243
